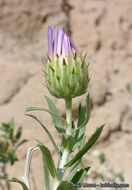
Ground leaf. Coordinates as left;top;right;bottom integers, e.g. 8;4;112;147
15;127;22;140
57;181;77;190
73;104;86;151
8;150;18;165
64;124;104;167
79;136;86;151
44;96;65;134
16;139;28;149
72;121;75;131
75;104;86;141
73;94;91;135
66;160;81;181
71;167;90;184
25;113;60;157
43;156;50;190
37;140;58;179
26;106;65;129
9;177;29;190
9;119;14;140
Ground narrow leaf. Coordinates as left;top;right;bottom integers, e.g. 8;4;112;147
15;127;22;140
44;96;65;134
73;93;91;135
43;156;50;190
73;104;86;152
57;181;77;190
71;167;90;183
16;139;28;149
25;106;65;133
37;140;58;179
65;124;104;167
25;107;64;122
9;178;29;190
25;114;60;157
66;160;81;181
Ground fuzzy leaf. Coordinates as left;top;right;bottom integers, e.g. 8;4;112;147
37;140;58;179
73;104;86;151
76;104;86;140
71;167;90;183
66;160;81;181
73;94;90;135
65;124;104;167
25;106;65;134
9;178;29;190
43;156;50;190
44;96;65;134
25;114;60;157
57;181;77;190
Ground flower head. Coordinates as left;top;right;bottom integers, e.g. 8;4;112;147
45;26;89;99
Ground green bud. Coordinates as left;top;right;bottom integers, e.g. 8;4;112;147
44;54;89;99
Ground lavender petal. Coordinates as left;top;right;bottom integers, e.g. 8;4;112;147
62;34;68;60
70;38;79;54
57;29;64;56
54;27;58;55
67;37;73;56
47;26;53;58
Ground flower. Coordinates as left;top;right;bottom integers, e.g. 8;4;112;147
47;26;79;61
44;26;89;99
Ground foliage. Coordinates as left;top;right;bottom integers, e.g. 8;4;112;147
13;94;104;190
0;118;27;165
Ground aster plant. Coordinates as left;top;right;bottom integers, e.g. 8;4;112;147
10;27;104;190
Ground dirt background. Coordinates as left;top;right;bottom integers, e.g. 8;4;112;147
0;0;132;189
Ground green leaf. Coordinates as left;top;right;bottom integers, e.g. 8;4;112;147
9;119;15;140
16;139;28;149
9;178;29;190
43;156;50;190
73;94;91;135
76;104;86;140
79;136;86;151
66;160;81;181
73;104;86;151
65;124;104;167
15;127;22;140
57;181;77;190
44;96;66;133
26;106;65;132
25;114;60;157
44;96;65;134
71;167;90;184
37;140;58;179
8;150;18;165
72;121;75;131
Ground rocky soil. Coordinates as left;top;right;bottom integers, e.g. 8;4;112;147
0;0;132;189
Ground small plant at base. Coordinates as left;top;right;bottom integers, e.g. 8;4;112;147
0;118;27;190
9;26;104;190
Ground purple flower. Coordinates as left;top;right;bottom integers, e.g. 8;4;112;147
47;26;79;60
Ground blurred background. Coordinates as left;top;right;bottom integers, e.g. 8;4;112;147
0;0;132;189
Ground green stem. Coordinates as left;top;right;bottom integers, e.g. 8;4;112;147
53;98;72;190
65;98;72;135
